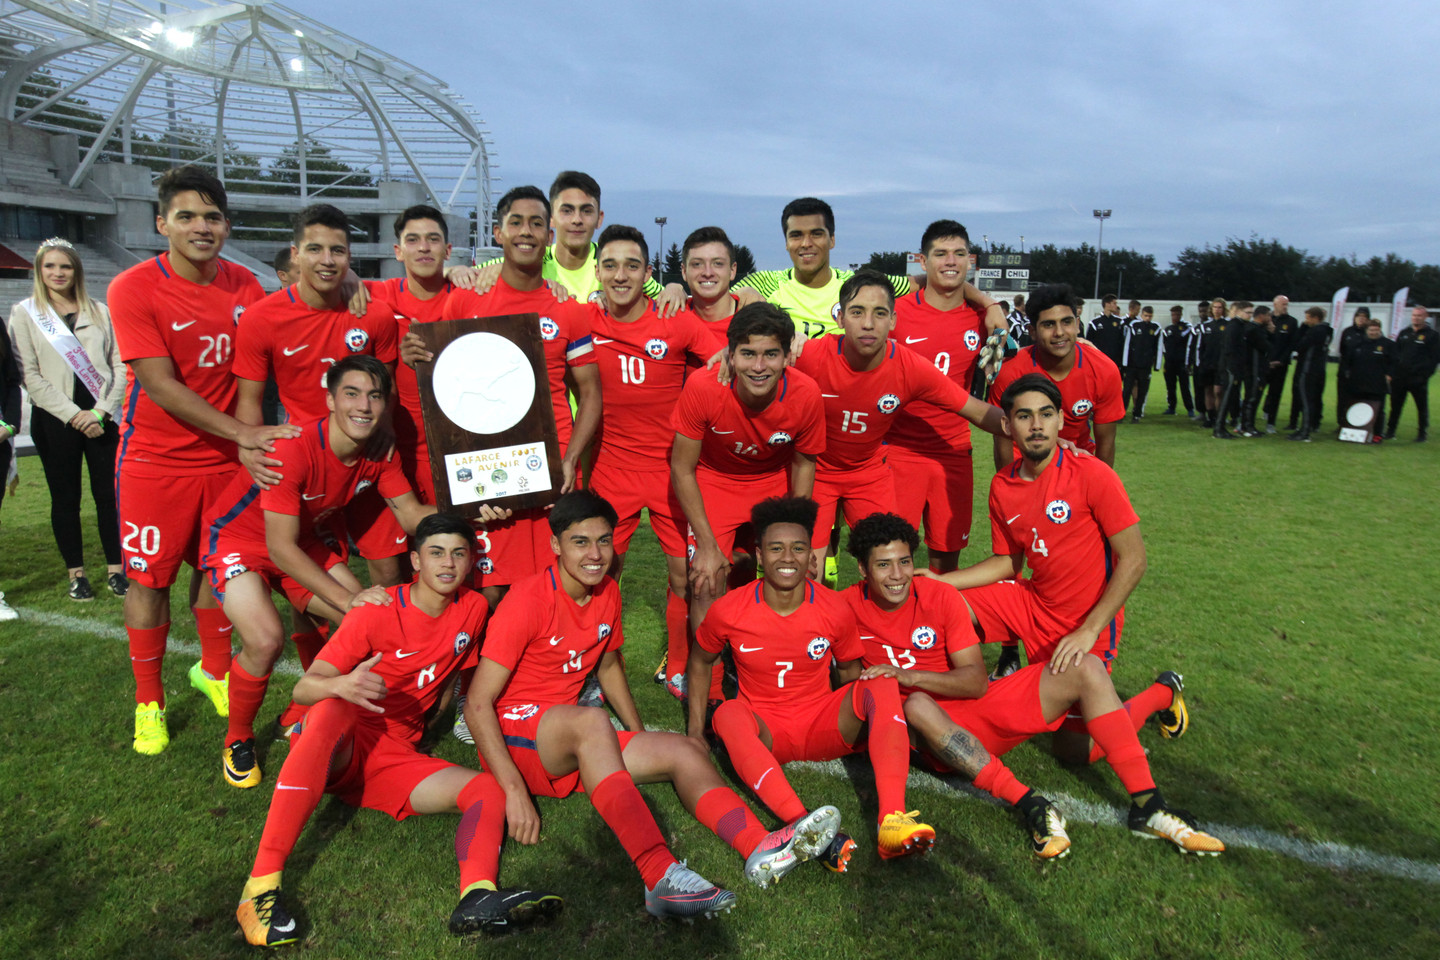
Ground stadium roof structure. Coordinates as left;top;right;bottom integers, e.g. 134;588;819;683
0;0;495;233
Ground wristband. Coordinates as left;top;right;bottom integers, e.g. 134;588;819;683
93;409;107;423
0;420;12;435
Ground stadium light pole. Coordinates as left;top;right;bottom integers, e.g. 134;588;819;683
1092;209;1111;299
1019;235;1025;254
654;216;667;284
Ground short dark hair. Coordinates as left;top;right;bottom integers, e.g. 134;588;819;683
548;171;601;207
1026;283;1078;321
781;197;834;235
1232;300;1254;312
156;164;229;217
326;354;391;395
682;225;735;262
547;489;618;536
495;185;550;223
920;219;970;254
837;269;894;313
1170;305;1184;314
1000;372;1062;414
596;224;649;266
1354;306;1371;319
1253;305;1272;317
751;496;818;541
847;512;919;566
394;204;448;242
1103;294;1118;306
727;302;795;354
1129;299;1142;308
293;203;350;246
272;248;292;273
413;512;475;550
1141;305;1153;315
1306;306;1326;321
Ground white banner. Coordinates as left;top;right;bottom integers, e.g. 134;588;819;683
1329;286;1350;348
1390;286;1410;337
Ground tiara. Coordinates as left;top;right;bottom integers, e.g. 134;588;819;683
39;237;75;251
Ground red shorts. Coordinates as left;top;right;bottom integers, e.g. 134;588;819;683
929;663;1064;759
589;461;686;557
202;534;348;613
747;683;862;764
474;509;552;588
116;461;234;590
495;702;638;798
961;579;1121;666
325;720;458;821
811;460;897;550
345;488;410;560
886;446;974;554
690;468;788;559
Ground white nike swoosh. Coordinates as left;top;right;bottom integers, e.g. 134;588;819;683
283;345;309;356
394;536;407;544
752;767;773;791
171;320;196;331
710;427;735;435
1005;513;1022;525
893;714;906;724
219;625;233;633
738;644;762;652
592;337;614;344
275;784;310;792
859;635;876;640
547;635;564;645
394;650;418;659
905;336;928;344
302;494;324;501
272;919;296;933
821;393;840;398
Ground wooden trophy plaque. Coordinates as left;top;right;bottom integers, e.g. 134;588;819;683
1338;399;1381;443
411;313;562;517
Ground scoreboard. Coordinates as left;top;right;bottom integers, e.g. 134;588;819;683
975;252;1030;292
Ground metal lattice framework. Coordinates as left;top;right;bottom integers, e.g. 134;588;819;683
0;0;494;237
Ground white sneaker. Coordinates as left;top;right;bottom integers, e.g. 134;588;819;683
0;592;18;621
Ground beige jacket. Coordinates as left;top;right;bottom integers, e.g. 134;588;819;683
7;298;127;423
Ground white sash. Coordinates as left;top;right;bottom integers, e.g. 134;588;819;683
20;297;106;402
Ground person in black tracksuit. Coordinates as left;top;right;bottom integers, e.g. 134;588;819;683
1385;305;1440;441
1265;300;1300;431
1239;306;1274;435
1187;304;1208;420
1289;306;1334;441
1159;306;1193;415
1335;307;1371;427
1197;298;1226;427
1212;302;1252;438
1088;294;1128;368
1121;306;1162;420
1342;319;1393;437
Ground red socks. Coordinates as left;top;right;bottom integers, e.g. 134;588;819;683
456;774;505;892
1087;707;1156;795
226;660;271;743
1087;680;1175;763
250;699;356;878
589;770;676;889
291;625;330;672
192;606;233;679
710;700;807;822
128;623;169;706
664;588;689;686
693;787;769;858
851;678;910;822
974;756;1030;806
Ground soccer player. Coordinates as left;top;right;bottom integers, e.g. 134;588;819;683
1120;305;1161;421
1197;298;1227;429
1159;305;1193;416
887;220;1009;573
202;357;438;788
795;269;1003;575
1210;300;1253;439
679;225;744;357
234;203;406;586
466;491;837;917
988;283;1123;472
688;496;936;865
1385;304;1439;441
1288;306;1333;441
234;511;560;947
842;510;1218;857
1087;294;1127;368
670;303;826;695
108;164;300;756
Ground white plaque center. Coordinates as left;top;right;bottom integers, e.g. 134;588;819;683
432;332;535;434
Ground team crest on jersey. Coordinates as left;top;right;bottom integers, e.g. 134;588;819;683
345;327;369;353
645;338;670;360
477;557;494;575
686;542;697;562
224;563;248;580
877;393;901;415
767;431;793;446
911;626;938;650
128;556;148;573
1045;499;1072;524
1071;398;1094;416
598;623;612;642
587;290;605;303
233;304;246;325
539;317;560;340
454;631;471;655
509;703;540;721
806;636;831;661
964;329;981;351
354;479;374;496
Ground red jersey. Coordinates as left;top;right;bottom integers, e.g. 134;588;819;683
696;580;863;711
206;418;411;554
988;447;1139;623
317;583;487;743
889;291;986;454
681;296;740;369
671;367;826;483
108;254;265;469
842;576;978;692
482;566;624;708
232;286;398;424
588;300;712;471
443;279;595;451
793;334;969;471
988;345;1123;454
365;277;453;462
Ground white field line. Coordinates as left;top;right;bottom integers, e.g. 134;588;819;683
23;606;1439;884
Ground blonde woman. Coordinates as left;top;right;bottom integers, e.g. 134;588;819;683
9;238;127;600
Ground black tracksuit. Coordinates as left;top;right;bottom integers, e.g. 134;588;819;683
1335;323;1369;421
1088;315;1128;369
1293;321;1333;434
1239;320;1272;432
1121;319;1161;416
1212;315;1249;434
1387;324;1440;437
1160;320;1193;413
1342;335;1393;431
1264;312;1299;426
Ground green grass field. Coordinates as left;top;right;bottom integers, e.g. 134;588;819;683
1;385;1437;960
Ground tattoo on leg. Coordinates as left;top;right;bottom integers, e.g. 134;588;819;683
935;728;990;779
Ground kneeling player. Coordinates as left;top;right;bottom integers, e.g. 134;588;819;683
236;513;559;947
203;357;435;788
465;491;838;919
687;496;934;866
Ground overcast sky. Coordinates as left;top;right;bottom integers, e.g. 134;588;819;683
291;0;1438;275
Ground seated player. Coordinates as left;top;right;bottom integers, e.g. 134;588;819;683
687;496;934;866
465;491;840;919
916;376;1223;855
202;357;437;789
235;513;562;947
